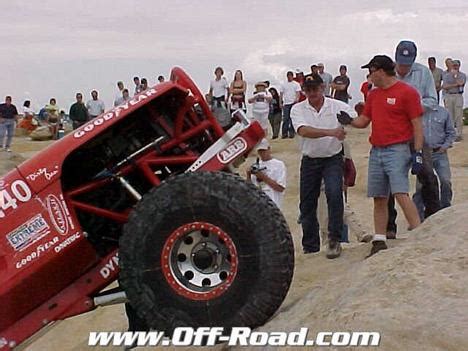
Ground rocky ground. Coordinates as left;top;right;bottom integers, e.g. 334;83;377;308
2;127;468;351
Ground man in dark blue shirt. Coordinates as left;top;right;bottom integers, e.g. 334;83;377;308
331;65;351;103
0;96;19;152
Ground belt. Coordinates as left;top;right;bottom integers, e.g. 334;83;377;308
448;92;463;95
303;152;342;160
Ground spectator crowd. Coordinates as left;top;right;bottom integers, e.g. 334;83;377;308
215;40;462;259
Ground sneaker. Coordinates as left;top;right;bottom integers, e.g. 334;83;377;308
455;136;463;142
6;148;11;152
366;240;388;258
386;231;396;239
281;135;288;139
326;240;342;259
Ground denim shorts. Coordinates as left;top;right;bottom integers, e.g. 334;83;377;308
367;143;411;197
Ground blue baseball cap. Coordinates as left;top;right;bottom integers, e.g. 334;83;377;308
395;40;417;65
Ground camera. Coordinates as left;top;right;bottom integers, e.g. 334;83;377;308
250;161;266;175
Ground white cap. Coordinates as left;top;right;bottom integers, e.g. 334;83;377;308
256;138;270;151
295;68;303;74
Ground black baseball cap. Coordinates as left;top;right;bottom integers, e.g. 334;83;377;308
361;55;395;71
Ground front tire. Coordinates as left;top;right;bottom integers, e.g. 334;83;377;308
119;172;294;334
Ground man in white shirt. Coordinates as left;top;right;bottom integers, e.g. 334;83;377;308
208;67;231;128
208;66;230;106
86;90;105;119
114;81;124;107
248;82;273;134
317;63;333;97
246;139;286;208
291;78;356;259
280;71;301;138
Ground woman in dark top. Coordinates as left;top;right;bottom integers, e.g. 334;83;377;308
268;87;282;139
229;70;247;112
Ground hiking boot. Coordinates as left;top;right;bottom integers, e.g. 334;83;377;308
326;240;341;259
366;240;388;258
386;231;396;239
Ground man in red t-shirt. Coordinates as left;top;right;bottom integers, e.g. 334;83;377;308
337;55;423;257
360;74;373;101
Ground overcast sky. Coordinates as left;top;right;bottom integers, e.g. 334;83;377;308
3;0;468;112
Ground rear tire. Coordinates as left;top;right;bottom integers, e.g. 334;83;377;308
119;172;294;334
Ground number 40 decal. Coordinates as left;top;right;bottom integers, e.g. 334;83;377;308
0;180;32;218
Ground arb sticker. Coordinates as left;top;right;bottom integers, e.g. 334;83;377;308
216;137;247;164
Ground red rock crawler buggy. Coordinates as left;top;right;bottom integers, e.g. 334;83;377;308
0;68;294;349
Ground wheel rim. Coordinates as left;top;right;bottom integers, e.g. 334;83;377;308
161;222;238;300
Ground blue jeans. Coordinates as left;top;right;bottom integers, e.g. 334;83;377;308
0;119;15;148
413;150;452;218
281;104;295;137
300;153;344;251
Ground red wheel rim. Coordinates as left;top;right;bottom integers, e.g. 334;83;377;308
161;222;238;300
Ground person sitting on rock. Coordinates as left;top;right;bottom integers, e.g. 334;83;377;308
18;100;38;133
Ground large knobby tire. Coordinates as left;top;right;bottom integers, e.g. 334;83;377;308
119;171;294;334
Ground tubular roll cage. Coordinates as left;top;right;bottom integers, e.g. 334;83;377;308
66;67;226;224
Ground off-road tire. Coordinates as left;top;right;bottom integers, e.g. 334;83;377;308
119;171;294;334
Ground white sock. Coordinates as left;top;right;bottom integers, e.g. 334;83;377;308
372;234;387;242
